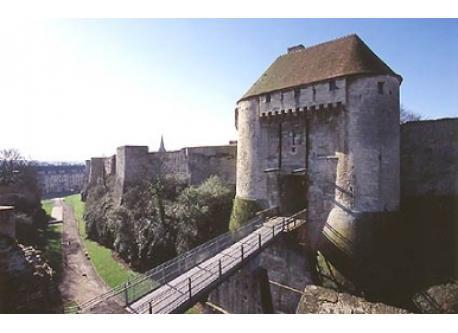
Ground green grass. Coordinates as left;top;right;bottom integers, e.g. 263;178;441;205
42;199;54;216
63;300;80;314
63;194;138;289
186;306;202;314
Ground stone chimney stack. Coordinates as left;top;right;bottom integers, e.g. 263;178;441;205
0;206;15;240
287;44;305;53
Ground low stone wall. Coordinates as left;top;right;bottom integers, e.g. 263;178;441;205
296;285;409;314
0;236;59;313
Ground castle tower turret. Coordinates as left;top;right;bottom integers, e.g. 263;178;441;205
233;34;402;288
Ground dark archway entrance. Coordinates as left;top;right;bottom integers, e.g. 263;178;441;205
279;174;307;215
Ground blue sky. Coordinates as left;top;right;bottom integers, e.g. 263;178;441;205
0;19;456;161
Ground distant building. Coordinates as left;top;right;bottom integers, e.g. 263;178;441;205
36;164;85;198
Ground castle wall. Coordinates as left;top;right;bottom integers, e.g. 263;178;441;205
236;79;347;211
84;144;237;205
113;146;150;205
400;118;458;197
88;157;106;187
149;150;189;183
306;108;344;244
399;118;458;280
104;155;116;177
236;74;401;257
321;74;401;256
187;145;236;186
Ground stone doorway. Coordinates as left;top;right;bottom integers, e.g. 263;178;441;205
279;174;307;215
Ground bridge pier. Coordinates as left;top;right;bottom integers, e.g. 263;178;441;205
206;233;313;313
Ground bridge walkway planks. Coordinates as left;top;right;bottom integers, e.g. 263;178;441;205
127;216;305;314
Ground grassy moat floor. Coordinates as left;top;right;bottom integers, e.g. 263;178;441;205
62;194;201;313
64;194;138;288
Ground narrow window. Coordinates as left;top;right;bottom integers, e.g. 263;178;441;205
294;88;301;99
329;80;337;91
312;87;316;101
266;94;271;103
378;82;385;95
292;130;296;145
280;92;284;101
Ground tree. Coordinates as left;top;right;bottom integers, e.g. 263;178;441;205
400;105;423;124
172;176;234;253
0;149;38;188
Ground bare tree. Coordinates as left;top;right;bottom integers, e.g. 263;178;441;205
0;148;38;187
400;105;423;124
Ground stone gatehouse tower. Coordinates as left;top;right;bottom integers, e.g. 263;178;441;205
235;34;402;260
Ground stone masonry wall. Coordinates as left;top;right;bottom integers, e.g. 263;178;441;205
207;232;313;313
400;117;458;280
86;144;236;205
401;118;458;197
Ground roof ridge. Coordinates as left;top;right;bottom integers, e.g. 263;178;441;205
280;33;359;57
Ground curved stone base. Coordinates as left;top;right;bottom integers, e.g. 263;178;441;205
318;206;401;298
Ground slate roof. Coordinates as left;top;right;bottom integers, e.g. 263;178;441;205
240;34;402;101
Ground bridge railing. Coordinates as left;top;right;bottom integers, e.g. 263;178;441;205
75;206;306;313
134;208;307;314
75;210;269;312
122;212;268;305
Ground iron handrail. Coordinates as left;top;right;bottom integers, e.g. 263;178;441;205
76;208;306;313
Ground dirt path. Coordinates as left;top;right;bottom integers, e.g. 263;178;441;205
55;198;126;313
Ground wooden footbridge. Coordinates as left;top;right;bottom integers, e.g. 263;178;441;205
73;208;307;314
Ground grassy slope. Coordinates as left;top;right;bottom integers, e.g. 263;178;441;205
64;194;137;288
63;194;202;313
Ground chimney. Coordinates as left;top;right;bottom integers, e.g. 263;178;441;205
287;44;305;53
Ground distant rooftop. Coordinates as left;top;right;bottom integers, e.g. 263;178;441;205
240;34;401;101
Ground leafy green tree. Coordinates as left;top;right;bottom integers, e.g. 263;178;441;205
172;176;234;253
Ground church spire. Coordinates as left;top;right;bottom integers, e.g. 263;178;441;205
158;135;166;152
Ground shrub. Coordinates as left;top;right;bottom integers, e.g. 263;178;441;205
172;176;234;253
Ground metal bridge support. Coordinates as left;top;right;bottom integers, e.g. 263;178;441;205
124;281;130;306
